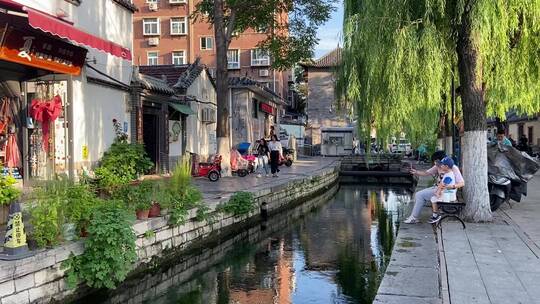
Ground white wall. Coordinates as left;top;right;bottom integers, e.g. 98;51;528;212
509;120;540;146
185;71;217;159
169;120;183;157
71;77;130;169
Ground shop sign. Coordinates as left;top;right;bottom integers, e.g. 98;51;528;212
259;102;274;114
0;25;86;75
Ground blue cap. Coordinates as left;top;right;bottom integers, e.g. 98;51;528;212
440;156;454;168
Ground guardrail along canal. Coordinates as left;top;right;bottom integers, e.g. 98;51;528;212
84;185;411;304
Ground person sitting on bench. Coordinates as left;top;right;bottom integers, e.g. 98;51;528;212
404;151;464;224
428;156;458;223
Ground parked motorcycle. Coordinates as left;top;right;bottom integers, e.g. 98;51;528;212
487;143;540;211
279;147;294;167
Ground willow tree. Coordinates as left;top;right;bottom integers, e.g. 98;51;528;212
337;0;540;222
195;0;334;174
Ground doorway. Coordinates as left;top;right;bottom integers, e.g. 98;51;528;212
143;113;159;173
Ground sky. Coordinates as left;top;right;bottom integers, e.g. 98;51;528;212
314;1;344;59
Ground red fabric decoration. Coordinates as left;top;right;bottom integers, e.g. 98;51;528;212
6;133;20;168
30;95;62;152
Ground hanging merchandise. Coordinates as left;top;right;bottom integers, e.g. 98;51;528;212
0;97;9;134
30;94;62;153
5;127;20;169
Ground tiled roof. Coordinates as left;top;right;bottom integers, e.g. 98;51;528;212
139;59;213;93
228;76;285;104
300;48;342;68
136;73;176;95
139;64;191;87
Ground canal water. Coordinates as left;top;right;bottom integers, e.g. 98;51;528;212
84;185;411;304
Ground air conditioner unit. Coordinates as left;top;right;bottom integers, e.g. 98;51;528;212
201;108;216;123
148;3;158;11
259;69;270;77
147;37;159;46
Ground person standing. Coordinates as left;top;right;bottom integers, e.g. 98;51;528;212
256;138;270;178
268;134;283;177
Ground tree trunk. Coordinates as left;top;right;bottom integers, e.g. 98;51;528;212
214;0;231;175
457;9;492;222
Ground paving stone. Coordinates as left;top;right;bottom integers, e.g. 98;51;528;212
373;294;441;304
377;264;439;298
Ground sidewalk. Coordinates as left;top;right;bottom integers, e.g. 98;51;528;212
440;175;540;304
193;157;339;204
374;174;441;304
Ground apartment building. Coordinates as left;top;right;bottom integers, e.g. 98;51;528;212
132;0;290;99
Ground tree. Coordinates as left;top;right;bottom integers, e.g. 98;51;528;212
195;0;335;174
337;0;540;222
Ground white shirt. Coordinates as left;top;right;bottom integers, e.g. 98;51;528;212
268;141;282;153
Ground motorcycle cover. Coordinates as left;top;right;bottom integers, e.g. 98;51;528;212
487;143;540;202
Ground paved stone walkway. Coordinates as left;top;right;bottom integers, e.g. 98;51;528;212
374;174;442;304
193;157;339;202
441;174;540;304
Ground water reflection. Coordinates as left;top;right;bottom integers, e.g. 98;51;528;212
86;185;410;304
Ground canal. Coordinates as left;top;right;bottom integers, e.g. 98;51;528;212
82;185;411;304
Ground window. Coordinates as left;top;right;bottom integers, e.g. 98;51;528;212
528;126;533;145
200;37;213;50
252;98;258;118
147;51;159;65
170;17;187;35
171;51;186;65
143;18;160;35
251;49;270;66
227;49;240;69
169;0;186;3
146;0;157;2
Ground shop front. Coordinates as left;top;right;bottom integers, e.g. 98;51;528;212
0;11;87;184
0;1;133;185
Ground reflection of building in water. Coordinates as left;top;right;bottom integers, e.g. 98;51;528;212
228;238;294;304
300;187;375;270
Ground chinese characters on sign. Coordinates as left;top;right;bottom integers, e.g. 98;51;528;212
0;25;86;75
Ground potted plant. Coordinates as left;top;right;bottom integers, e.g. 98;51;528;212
115;183;152;220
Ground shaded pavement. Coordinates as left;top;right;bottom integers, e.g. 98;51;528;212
441;174;540;304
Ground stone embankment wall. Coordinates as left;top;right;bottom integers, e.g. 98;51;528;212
0;165;339;304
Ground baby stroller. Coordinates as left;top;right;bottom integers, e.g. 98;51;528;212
237;142;256;173
230;148;250;177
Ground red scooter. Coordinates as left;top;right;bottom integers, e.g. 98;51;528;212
194;155;222;181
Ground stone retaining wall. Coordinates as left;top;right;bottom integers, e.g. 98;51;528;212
0;165;339;304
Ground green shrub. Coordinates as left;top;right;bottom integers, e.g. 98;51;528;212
63;184;103;232
99;142;153;181
113;182;153;212
220;192;255;216
29;200;62;248
170;155;192;196
63;204;137;289
0;175;20;205
94;167;129;190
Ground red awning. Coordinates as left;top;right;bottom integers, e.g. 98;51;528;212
0;0;132;61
